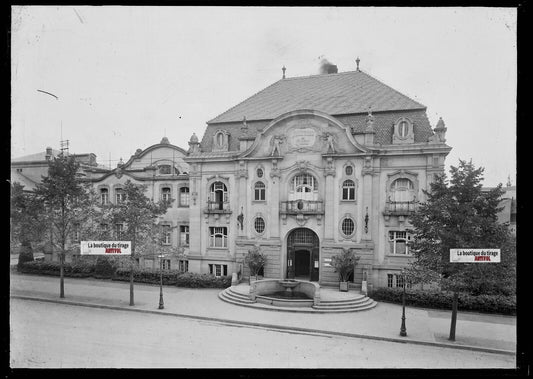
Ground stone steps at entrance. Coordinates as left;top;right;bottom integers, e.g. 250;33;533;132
218;285;378;313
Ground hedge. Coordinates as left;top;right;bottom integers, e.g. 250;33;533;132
17;260;231;289
370;287;516;315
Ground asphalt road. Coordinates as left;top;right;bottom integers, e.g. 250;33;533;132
9;298;515;368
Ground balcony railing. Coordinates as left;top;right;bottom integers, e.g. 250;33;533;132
383;200;417;215
280;200;325;215
204;201;232;214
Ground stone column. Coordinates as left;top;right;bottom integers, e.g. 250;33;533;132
269;160;281;238
237;160;248;237
324;157;336;241
361;156;373;241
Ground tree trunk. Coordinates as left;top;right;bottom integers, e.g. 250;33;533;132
449;291;458;341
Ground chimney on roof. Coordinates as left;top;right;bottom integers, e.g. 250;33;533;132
356;57;360;71
45;147;53;160
282;66;286;79
319;59;338;74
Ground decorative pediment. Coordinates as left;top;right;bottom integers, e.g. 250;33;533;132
239;110;370;158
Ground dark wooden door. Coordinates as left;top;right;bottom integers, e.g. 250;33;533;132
295;250;310;277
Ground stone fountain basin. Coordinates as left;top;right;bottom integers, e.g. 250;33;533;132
249;279;320;308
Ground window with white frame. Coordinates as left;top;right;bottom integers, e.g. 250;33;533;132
179;260;189;273
342;180;356;200
254;182;266;201
179;187;190;207
388;231;412;255
162;225;171;245
341;217;355;237
254;217;265;234
399;120;409;138
115;188;126;204
161;187;171;202
180;225;189;246
391;178;415;202
387;273;411;288
209;227;228;248
100;188;109;205
292;173;317;193
161;259;171;270
210;182;228;209
209;264;228;277
115;223;124;240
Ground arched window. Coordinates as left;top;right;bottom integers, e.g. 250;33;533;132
100;188;109;205
391;178;415;202
342;180;355;200
209;227;228;247
293;173;317;193
210;182;228;210
161;187;171;202
254;182;265;201
179;187;190;207
399;120;409;138
115;188;125;204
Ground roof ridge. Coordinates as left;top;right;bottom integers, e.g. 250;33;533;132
358;70;426;110
206;78;284;124
280;69;360;81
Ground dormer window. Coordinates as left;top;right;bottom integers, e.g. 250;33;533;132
393;117;414;144
213;130;229;152
159;165;172;175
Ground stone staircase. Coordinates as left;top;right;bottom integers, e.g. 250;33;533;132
218;285;377;313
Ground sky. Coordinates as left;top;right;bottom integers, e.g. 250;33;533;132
11;6;517;187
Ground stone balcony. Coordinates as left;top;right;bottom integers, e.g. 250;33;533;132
382;200;417;218
280;200;325;216
203;201;232;214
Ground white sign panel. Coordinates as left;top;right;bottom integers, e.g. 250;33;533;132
450;249;500;263
81;241;132;255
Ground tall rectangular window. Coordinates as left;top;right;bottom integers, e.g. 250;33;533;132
100;188;109;205
179;260;189;273
389;231;412;255
162;225;171;245
161;259;171;270
115;223;124;240
116;189;125;204
161;187;171;202
179;187;190;207
180;225;189;246
209;227;227;248
387;274;394;288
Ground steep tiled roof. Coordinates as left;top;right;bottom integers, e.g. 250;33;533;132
208;70;426;124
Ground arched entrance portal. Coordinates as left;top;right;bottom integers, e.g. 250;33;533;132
287;228;319;281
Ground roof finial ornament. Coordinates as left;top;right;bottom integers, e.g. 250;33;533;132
282;66;286;79
241;116;248;132
356;57;360;71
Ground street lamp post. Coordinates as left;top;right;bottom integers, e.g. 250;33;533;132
400;270;407;337
158;254;164;309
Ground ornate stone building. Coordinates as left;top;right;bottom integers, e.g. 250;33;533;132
11;65;452;289
185;66;451;290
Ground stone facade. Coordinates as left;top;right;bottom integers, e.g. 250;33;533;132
11;68;452;289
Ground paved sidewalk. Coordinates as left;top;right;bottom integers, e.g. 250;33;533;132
10;273;516;356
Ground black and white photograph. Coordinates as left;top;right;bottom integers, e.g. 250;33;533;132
9;6;519;370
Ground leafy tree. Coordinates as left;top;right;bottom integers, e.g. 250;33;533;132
33;155;93;298
10;182;47;266
330;248;360;283
408;159;514;340
108;180;171;305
